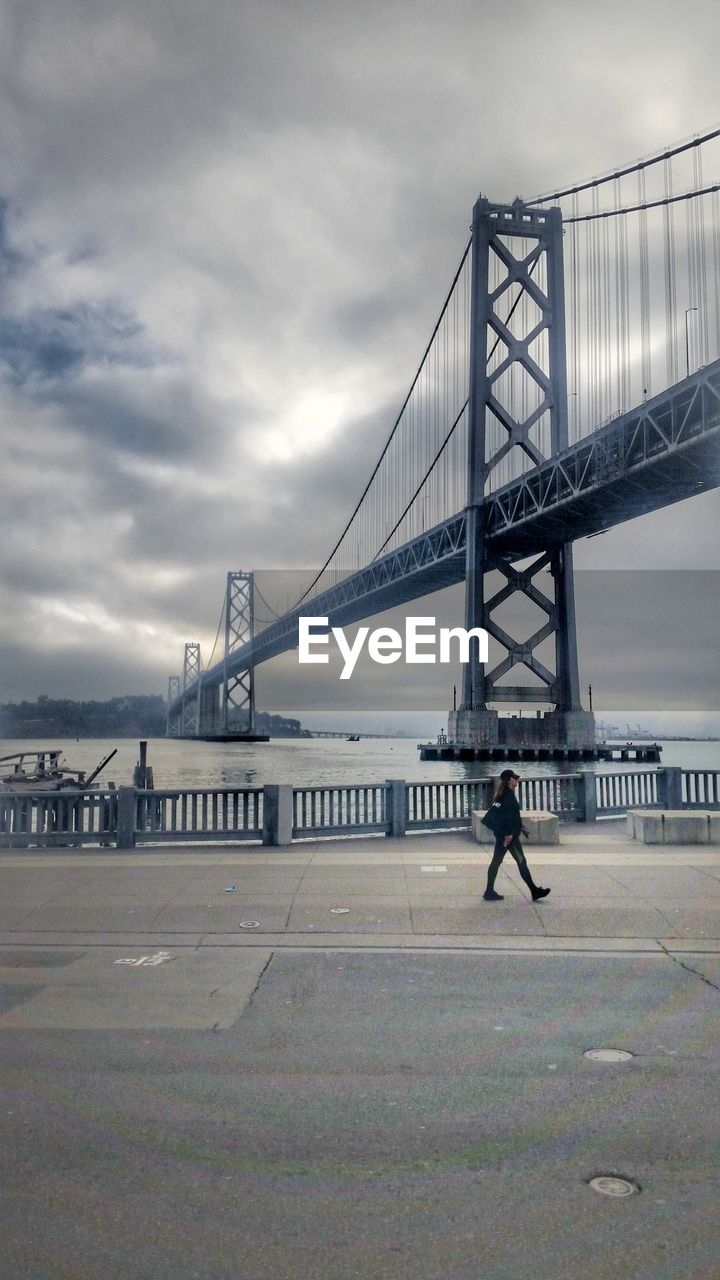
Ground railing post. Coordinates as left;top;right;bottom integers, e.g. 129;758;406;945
659;767;683;809
385;779;407;837
579;772;597;823
115;787;137;849
263;784;293;845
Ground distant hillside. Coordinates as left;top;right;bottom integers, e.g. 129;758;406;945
0;695;167;739
0;696;304;739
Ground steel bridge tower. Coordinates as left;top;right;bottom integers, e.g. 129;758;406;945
449;196;594;751
179;643;203;737
166;675;181;737
222;570;256;735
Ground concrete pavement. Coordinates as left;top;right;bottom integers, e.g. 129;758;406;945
3;820;720;961
2;821;720;1279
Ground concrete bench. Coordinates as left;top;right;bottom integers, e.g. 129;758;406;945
472;809;559;846
627;810;719;845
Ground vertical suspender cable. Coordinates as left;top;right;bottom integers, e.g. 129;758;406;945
592;184;600;426
613;178;622;416
663;155;678;387
639;169;651;398
694;146;710;366
602;197;611;422
712;187;720;361
570;192;579;441
686;153;699;375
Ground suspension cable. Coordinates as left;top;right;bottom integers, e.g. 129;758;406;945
291;236;472;609
371;398;468;561
564;182;720;223
253;581;280;621
204;597;226;669
372;249;544;560
532;124;720;204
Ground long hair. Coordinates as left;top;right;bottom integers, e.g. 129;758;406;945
492;777;512;802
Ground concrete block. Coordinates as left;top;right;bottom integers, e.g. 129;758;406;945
709;814;720;844
471;811;495;844
522;811;560;845
628;809;713;845
661;812;709;845
637;813;664;844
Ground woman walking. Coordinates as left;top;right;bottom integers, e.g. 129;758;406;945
483;769;551;902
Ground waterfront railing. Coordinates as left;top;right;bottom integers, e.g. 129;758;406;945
1;766;718;848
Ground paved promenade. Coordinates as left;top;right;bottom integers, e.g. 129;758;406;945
2;820;720;1034
2;821;720;1279
2;819;720;957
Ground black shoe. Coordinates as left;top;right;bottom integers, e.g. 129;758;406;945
483;890;504;901
532;887;551;901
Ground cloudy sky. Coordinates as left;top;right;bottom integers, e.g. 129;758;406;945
1;0;719;726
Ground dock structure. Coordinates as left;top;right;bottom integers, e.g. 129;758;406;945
418;739;662;764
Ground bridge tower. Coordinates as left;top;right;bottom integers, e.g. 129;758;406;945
180;643;203;737
166;675;181;737
449;196;594;751
222;571;256;735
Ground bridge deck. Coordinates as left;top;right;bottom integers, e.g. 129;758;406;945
171;361;720;713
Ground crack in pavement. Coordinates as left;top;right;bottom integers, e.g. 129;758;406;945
658;941;720;994
246;952;274;1010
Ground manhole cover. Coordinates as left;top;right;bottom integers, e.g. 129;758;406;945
330;908;350;914
238;920;261;929
584;1049;634;1063
589;1175;638;1198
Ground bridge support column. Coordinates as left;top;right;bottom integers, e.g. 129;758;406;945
223;571;256;734
180;643;202;737
166;675;181;737
198;681;220;736
448;708;499;746
451;195;594;750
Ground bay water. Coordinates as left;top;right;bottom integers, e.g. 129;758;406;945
1;736;719;791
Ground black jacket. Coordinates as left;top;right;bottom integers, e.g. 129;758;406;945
488;788;523;839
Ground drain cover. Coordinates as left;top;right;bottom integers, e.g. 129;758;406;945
589;1175;638;1198
584;1048;634;1062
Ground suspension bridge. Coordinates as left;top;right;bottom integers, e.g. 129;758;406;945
167;126;720;755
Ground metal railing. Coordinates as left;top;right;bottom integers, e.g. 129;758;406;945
520;774;582;818
406;780;492;830
293;785;386;838
595;770;660;816
1;767;718;848
0;789;117;847
683;770;720;808
135;788;263;843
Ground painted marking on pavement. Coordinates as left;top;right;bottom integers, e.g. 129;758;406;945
114;951;172;968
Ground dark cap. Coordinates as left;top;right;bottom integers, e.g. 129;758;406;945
499;769;520;781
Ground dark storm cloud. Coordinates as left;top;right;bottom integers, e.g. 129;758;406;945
0;302;149;384
0;637;168;702
1;0;719;704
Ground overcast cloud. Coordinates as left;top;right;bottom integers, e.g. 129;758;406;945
1;0;719;721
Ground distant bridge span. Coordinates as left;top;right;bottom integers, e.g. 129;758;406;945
170;359;720;718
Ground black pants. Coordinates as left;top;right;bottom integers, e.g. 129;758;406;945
486;836;538;893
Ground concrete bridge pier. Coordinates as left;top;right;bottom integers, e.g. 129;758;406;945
198;680;220;736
